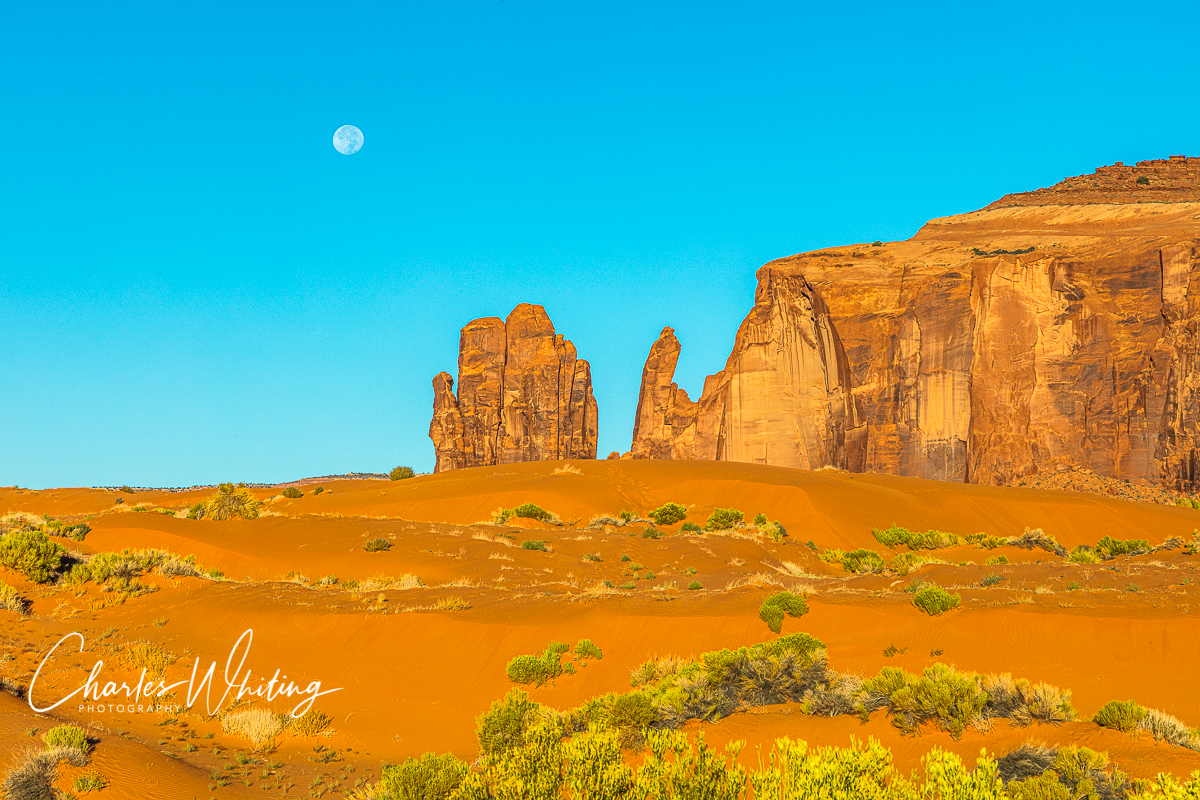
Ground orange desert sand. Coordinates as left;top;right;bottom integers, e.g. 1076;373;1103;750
3;460;1200;797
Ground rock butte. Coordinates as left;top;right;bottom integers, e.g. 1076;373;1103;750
631;157;1200;490
429;303;598;471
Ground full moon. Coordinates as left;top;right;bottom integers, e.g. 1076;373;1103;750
333;125;364;155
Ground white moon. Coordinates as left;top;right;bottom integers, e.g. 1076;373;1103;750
333;125;364;155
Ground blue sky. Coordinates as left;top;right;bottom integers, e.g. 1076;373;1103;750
2;1;1198;488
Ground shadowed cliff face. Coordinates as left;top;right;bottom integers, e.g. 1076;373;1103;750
631;198;1200;489
429;304;597;472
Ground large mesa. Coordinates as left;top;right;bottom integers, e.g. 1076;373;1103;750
630;157;1200;491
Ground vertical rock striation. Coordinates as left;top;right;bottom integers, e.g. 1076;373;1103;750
429;304;597;472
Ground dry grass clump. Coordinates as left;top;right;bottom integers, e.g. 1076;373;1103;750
291;709;333;737
0;581;27;615
222;707;289;746
725;572;782;591
434;596;470;611
119;642;176;680
982;674;1075;726
2;747;90;800
1007;527;1067;557
358;574;422;591
488;552;515;562
552;464;583;475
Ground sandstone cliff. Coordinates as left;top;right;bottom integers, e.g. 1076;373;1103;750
631;158;1200;489
430;304;598;472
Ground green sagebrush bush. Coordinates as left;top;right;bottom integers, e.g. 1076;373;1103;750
705;508;744;531
363;538;392;552
648;502;687;527
1095;536;1150;560
912;583;960;616
873;524;961;550
680;521;702;533
378;752;468;800
281;487;303;499
506;642;570;686
43;723;90;752
390;466;415;481
0;530;64;583
575;639;603;660
514;503;554;522
758;591;809;634
206;483;260;521
475;689;542;758
841;549;886;574
1093;700;1148;733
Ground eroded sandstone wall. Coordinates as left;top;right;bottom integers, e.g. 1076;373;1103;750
629;195;1200;489
429;304;597;472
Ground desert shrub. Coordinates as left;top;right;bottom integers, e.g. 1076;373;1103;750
291;709;333;736
980;573;1005;587
842;549;886;574
43;724;89;752
705;508;744;531
434;596;470;611
583;553;601;562
606;691;656;731
873;524;960;550
817;548;845;564
506;642;569;685
1008;528;1067;557
888;552;932;576
1068;545;1098;564
688;581;703;590
221;707;288;746
363;538;392;552
641;527;662;539
0;530;64;583
858;663;987;739
206;483;260;521
313;486;326;495
379;753;468;800
758;591;809;634
619;510;635;523
680;522;702;533
281;487;303;499
576;639;603;660
72;771;109;792
752;513;768;526
966;532;1007;549
521;540;548;551
187;501;207;519
390;466;415;481
1095;536;1150;560
2;747;89;800
513;503;555;523
912;583;960;616
982;673;1075;725
1094;699;1148;733
985;554;1009;565
649;502;687;527
588;514;622;528
476;689;541;757
1137;175;1150;185
0;581;27;614
113;497;124;504
119;641;176;680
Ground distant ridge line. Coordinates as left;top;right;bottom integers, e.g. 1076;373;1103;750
92;472;391;493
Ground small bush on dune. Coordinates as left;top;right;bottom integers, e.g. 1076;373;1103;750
363;538;392;552
688;581;703;590
43;724;89;752
2;747;89;800
841;549;886;574
521;540;548;552
290;709;332;737
390;466;415;481
1007;528;1067;557
649;502;687;527
222;707;289;747
1068;545;1099;564
873;524;960;550
575;639;603;660
1094;700;1147;733
966;532;1006;549
912;584;960;616
986;555;1009;565
513;503;558;523
1095;536;1150;560
71;771;109;793
680;521;702;533
313;486;326;495
206;483;260;521
379;753;468;800
758;591;809;634
281;487;303;499
0;581;27;614
476;689;541;757
706;508;744;531
888;552;932;576
0;530;64;583
187;501;207;519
